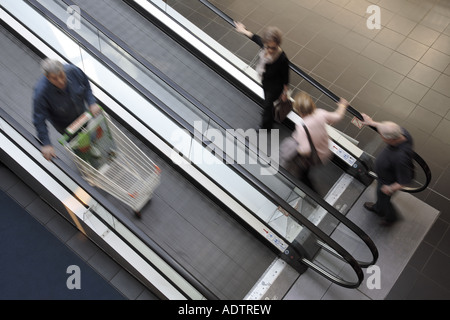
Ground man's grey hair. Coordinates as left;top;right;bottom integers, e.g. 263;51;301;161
378;121;403;140
41;58;64;76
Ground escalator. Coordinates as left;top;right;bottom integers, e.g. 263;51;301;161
0;0;391;297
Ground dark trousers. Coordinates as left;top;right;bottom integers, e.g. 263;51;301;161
261;89;282;130
373;181;398;222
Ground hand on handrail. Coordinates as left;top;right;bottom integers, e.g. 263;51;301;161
234;21;253;38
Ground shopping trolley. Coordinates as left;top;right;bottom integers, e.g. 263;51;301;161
59;110;161;217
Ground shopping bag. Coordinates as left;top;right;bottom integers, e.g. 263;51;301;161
273;92;293;123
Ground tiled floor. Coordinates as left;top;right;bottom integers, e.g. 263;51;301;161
168;0;450;299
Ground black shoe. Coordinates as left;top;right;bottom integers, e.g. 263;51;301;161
364;202;384;217
364;202;376;212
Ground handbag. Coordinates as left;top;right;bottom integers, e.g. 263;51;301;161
293;124;321;171
273;91;293;123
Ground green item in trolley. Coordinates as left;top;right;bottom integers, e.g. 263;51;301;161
72;131;96;167
77;131;91;154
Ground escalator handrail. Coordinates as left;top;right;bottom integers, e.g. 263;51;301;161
25;0;370;287
301;258;358;288
198;0;432;194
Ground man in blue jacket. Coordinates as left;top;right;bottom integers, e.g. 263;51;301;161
361;114;415;226
33;58;101;160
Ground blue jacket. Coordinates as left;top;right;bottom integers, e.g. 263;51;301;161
33;64;96;146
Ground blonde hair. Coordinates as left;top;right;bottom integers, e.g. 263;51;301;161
378;121;403;140
293;91;316;117
262;26;283;46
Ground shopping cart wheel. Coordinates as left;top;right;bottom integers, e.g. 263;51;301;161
134;211;142;218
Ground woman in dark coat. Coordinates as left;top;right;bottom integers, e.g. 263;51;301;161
235;22;290;130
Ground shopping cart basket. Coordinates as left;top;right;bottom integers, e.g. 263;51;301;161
59;110;161;216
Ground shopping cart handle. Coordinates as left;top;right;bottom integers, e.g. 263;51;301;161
66;112;93;136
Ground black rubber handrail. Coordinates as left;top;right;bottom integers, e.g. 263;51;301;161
23;0;374;288
198;0;431;193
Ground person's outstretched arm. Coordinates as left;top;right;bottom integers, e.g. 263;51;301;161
324;97;349;124
335;98;349;118
234;21;253;38
361;113;377;127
